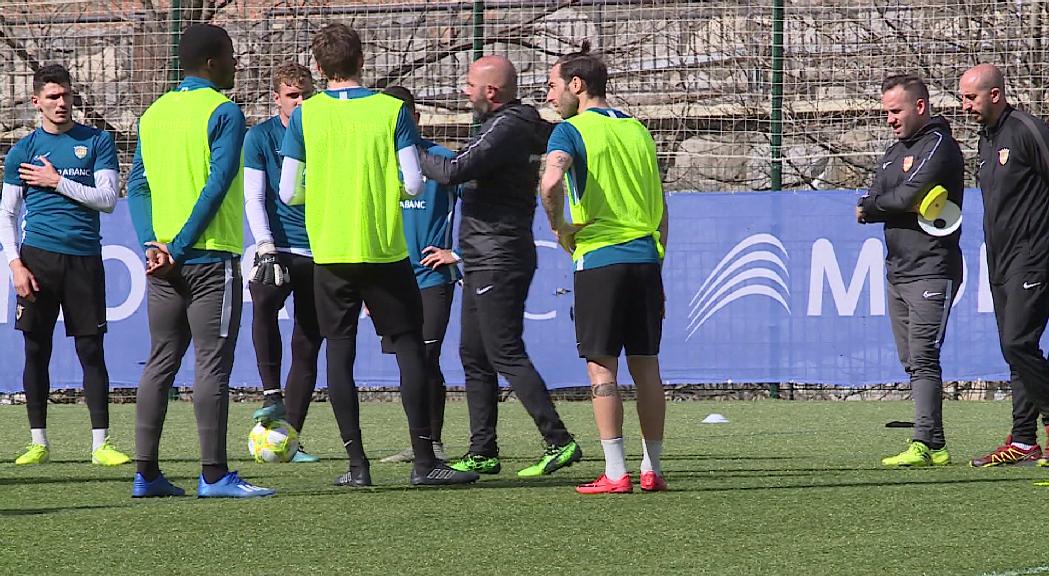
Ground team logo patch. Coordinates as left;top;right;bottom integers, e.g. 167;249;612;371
999;148;1010;165
902;156;914;172
73;145;88;159
15;304;23;321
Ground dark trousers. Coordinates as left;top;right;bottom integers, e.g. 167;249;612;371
248;253;322;433
887;277;958;447
460;267;572;457
135;260;242;467
991;275;1049;445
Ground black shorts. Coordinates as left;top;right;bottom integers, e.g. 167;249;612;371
16;244;107;336
381;281;455;354
314;259;423;340
574;262;663;358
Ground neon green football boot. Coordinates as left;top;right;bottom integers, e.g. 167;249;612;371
517;441;583;477
449;453;501;474
929;446;951;466
881;441;932;467
15;443;50;465
92;438;132;466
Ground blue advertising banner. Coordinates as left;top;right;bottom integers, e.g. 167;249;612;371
0;190;1020;391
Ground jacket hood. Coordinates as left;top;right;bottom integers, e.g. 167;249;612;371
489;100;553;153
903;115;952;144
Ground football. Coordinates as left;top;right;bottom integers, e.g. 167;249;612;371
247;420;299;463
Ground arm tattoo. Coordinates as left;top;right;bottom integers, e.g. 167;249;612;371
550;152;572;169
591;382;619;398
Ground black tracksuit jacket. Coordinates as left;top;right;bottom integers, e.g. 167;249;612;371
859;115;965;283
977;105;1049;284
419;101;552;272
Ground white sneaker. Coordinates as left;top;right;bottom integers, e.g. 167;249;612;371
380;447;414;463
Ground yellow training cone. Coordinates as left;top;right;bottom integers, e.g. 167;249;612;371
917;185;948;220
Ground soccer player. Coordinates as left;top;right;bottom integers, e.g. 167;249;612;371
856;74;964;468
128;24;274;498
278;23;477;486
960;64;1049;467
420;55;582;479
243;62;321;463
539;44;668;493
0;64;130;467
378;86;460;465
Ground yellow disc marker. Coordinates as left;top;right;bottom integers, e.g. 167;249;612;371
916;184;948;220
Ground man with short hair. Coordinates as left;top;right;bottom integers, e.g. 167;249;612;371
0;64;130;467
420;55;582;479
379;85;461;465
960;63;1049;467
857;73;964;468
243;62;321;463
539;44;668;493
129;23;274;498
279;23;477;486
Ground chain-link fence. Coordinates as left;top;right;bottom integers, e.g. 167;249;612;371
3;0;1049;193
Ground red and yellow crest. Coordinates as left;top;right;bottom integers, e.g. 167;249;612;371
999;148;1010;165
902;156;914;172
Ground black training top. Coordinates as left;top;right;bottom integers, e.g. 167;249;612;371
419;100;552;272
859;115;965;283
978;105;1049;284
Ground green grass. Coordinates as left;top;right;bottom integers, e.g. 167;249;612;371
0;399;1047;575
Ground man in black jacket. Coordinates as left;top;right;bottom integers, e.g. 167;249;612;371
857;74;964;467
419;55;582;478
961;63;1049;467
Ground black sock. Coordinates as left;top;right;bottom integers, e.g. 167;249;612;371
388;331;436;470
430;383;446;444
327;338;368;466
137;460;161;482
424;341;447;443
202;464;229;484
75;335;110;429
23;331;54;430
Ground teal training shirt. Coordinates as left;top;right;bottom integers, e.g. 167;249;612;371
2;123;118;256
244;115;309;251
402;141;461;288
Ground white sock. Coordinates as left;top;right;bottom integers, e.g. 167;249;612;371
30;428;48;446
601;438;628;481
640;439;663;474
1012;440;1034;450
92;429;108;452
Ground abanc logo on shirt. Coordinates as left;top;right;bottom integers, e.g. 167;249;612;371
59;168;93;177
73;145;88;159
400;199;426;210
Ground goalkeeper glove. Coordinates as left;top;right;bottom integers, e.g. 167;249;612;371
250;241;288;287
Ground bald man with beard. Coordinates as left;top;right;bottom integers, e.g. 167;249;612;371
960;64;1049;468
419;55;583;478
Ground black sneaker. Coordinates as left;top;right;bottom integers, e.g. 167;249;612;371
410;463;480;486
334;462;372;487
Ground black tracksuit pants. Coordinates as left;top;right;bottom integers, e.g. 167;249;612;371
460;267;573;457
991;275;1049;445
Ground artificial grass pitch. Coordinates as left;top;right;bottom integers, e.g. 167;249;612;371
0;400;1045;576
